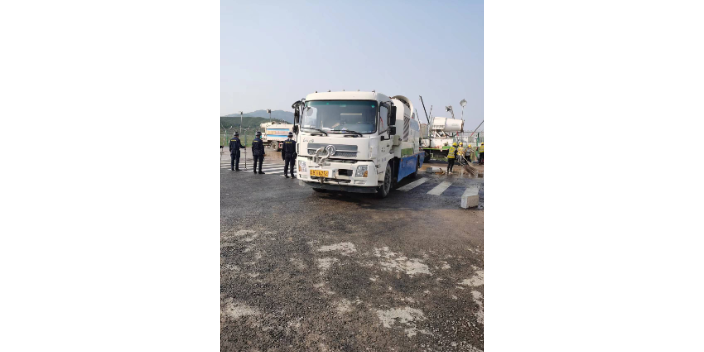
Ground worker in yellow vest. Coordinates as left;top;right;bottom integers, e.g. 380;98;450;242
479;142;484;165
457;142;466;165
447;142;458;174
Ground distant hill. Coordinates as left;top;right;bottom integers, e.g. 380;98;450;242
223;110;295;123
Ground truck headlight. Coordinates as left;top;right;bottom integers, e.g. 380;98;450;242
355;165;368;177
299;160;307;172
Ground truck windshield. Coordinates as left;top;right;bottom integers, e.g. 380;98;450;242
302;100;377;134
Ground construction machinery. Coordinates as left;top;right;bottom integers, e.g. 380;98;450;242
418;96;465;162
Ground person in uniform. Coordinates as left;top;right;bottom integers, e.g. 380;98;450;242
281;132;297;178
447;142;458;174
252;131;265;174
228;132;245;171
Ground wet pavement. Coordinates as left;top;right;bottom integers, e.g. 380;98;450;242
221;154;484;351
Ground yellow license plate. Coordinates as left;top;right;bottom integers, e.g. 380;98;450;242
310;170;329;177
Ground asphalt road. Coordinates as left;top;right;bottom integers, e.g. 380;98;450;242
221;155;484;352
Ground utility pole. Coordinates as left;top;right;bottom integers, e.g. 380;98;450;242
220;123;225;145
239;111;243;135
243;128;248;170
459;99;467;138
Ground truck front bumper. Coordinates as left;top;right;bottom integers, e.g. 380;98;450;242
298;181;378;193
297;159;380;189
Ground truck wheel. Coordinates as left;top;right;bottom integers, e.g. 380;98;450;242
424;150;431;163
376;163;392;198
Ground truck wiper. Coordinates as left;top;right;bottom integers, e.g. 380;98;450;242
302;127;328;136
330;129;363;137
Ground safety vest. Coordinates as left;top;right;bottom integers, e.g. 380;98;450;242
458;146;465;156
448;146;456;159
479;145;484;153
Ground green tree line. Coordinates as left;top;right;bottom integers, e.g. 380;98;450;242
220;116;288;147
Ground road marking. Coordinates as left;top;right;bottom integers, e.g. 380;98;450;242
259;167;287;172
218;161;298;177
267;169;297;174
427;181;452;196
397;177;428;191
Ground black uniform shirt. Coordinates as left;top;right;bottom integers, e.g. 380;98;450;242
229;137;243;153
282;138;296;158
251;137;264;156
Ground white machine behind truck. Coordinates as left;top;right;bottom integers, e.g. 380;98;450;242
420;116;465;162
291;91;424;198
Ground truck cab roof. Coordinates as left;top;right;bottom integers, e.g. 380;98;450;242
305;91;389;102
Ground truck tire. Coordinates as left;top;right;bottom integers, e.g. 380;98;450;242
424;150;431;163
376;163;392;198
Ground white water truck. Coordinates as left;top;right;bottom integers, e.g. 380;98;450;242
291;91;424;198
260;122;294;151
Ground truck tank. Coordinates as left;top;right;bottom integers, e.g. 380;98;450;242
431;117;464;132
390;95;418;142
261;122;294;151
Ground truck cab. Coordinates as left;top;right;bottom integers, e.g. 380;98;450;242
293;91;423;198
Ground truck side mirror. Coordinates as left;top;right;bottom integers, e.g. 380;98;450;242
388;106;397;125
293;125;299;133
389;126;396;135
294;109;300;124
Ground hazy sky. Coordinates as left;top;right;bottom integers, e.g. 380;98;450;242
221;0;483;129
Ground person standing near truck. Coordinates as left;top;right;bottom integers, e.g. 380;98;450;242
228;132;245;171
457;142;466;165
479;142;484;165
281;132;297;178
447;142;458;174
252;131;265;174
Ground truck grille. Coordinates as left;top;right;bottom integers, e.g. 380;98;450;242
310;177;351;184
308;150;357;157
307;143;358;151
